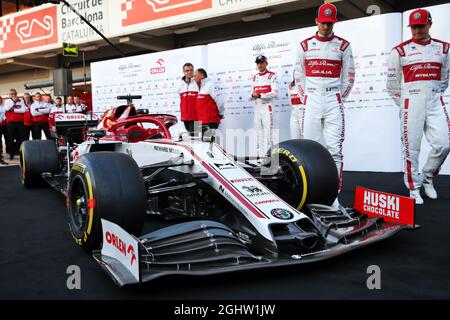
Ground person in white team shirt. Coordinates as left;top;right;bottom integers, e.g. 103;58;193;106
4;89;27;160
251;54;279;160
289;80;304;139
23;92;33;141
51;97;66;113
30;92;51;140
294;3;355;208
65;96;76;113
74;96;88;113
387;8;450;204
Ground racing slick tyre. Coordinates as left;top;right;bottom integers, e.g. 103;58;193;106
269;139;338;210
20;140;59;188
67;152;146;251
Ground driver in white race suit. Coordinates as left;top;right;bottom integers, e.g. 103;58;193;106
294;3;355;208
251;55;279;160
387;9;450;204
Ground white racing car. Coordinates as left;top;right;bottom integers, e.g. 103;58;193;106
19;96;408;286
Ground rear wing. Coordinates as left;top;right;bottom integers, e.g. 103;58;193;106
49;113;103;143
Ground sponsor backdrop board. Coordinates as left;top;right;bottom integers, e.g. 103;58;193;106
90;6;449;174
206;13;403;169
91;45;208;135
207;27;316;156
403;3;450;175
333;13;403;172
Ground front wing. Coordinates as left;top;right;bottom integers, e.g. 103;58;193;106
92;206;407;286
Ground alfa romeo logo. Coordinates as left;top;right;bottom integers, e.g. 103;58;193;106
324;8;332;16
271;208;294;220
414;12;421;20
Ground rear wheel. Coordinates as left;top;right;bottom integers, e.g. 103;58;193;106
67;152;146;251
20;140;59;188
269;139;338;210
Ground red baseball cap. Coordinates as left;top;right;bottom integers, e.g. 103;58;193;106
408;9;432;27
316;3;338;23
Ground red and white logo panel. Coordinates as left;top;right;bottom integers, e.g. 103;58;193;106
0;5;58;55
305;59;342;78
121;0;213;27
402;62;442;83
353;186;415;226
101;219;140;282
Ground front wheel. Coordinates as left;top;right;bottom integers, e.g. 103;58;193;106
67;152;146;251
269;139;339;210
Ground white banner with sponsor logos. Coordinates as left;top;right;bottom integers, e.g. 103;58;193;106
403;3;450;175
91;45;208;135
207;13;404;169
91;9;450;173
207;26;315;156
333;13;404;172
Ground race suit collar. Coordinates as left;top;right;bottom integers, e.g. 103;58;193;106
258;70;269;76
411;37;431;45
315;32;335;42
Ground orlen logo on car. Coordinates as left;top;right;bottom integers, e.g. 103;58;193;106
105;231;137;266
55;114;86;120
150;58;166;74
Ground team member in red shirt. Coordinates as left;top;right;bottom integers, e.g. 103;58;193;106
4;89;27;160
30;93;51;140
195;68;224;134
179;63;199;134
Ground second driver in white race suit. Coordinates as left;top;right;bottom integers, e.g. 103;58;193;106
251;55;279;160
294;3;355;208
387;9;450;204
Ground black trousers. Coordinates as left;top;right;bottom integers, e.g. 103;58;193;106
6;122;25;157
24;125;32;141
32;123;51;140
6;122;26;158
183;120;194;133
0;125;6;161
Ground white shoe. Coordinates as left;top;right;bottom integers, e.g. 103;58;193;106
409;189;424;205
422;176;437;199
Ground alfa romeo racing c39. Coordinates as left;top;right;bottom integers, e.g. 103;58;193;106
19;96;409;286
